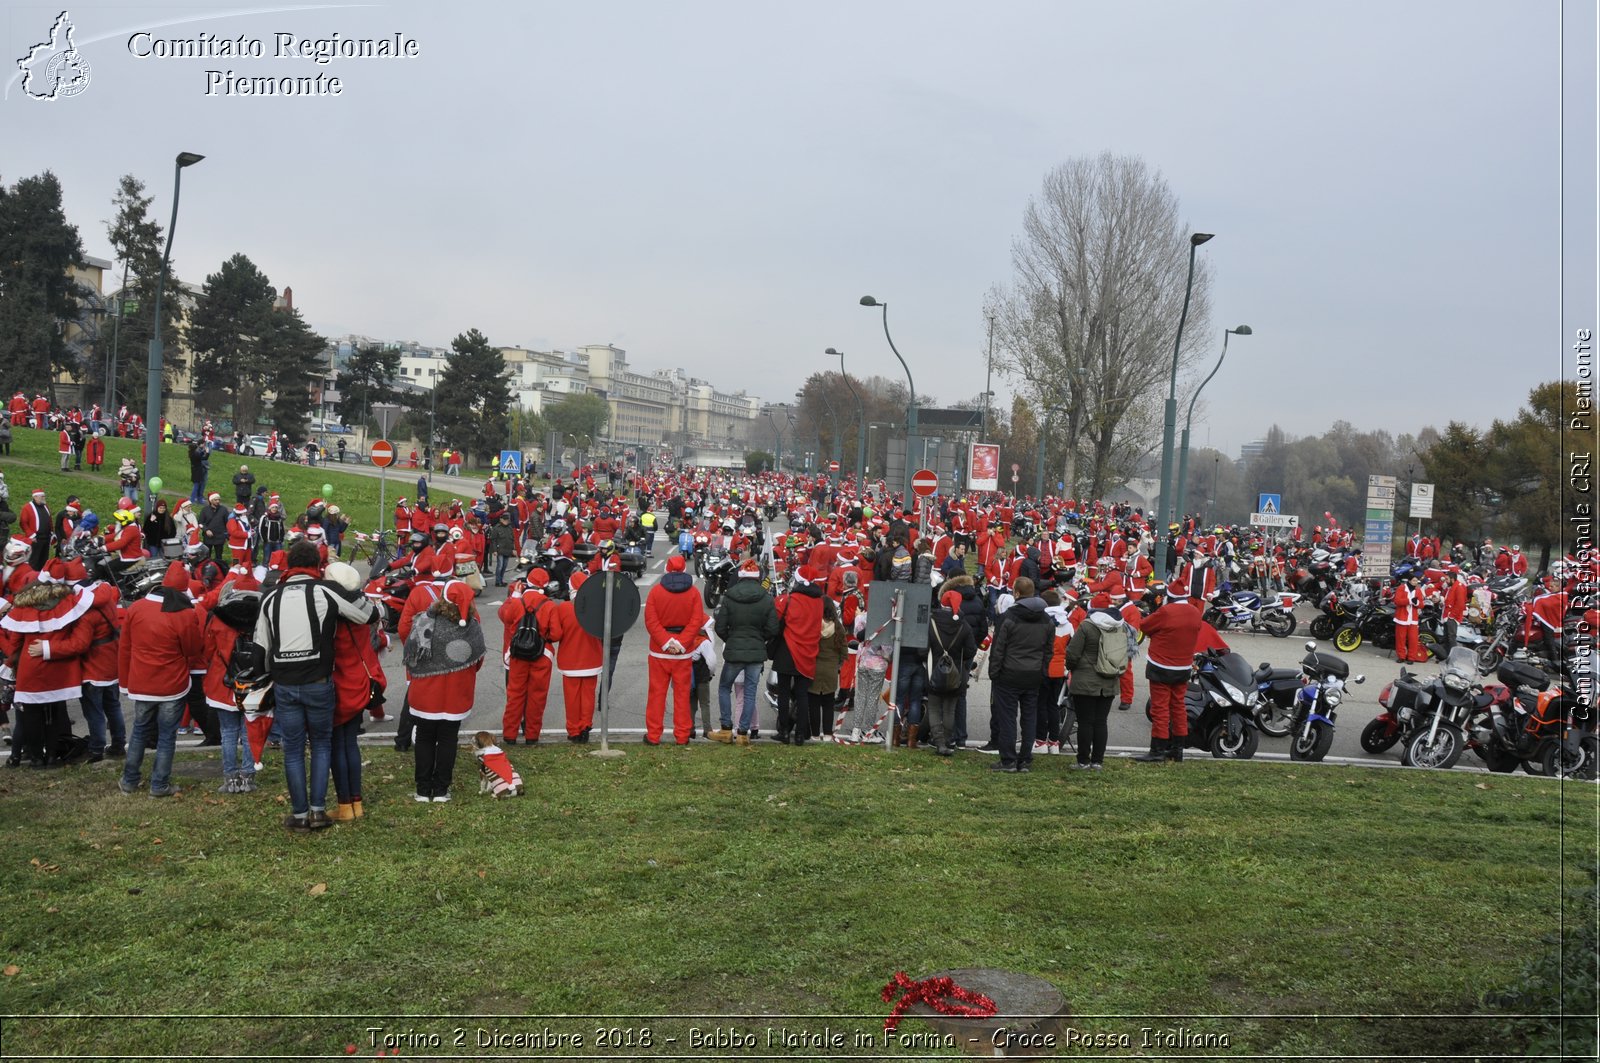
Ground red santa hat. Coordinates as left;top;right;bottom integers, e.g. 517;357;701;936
666;554;686;573
737;559;762;579
397;498;407;506
208;492;221;503
1090;592;1112;610
443;580;475;626
31;488;45;500
940;590;963;613
233;503;247;514
569;568;588;593
186;526;202;547
527;568;549;587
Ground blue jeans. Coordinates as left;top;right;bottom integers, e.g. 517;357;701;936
189;482;205;505
718;662;763;730
80;683;125;755
274;680;335;816
330;718;361;802
121;698;184;793
217;709;251;778
895;661;927;727
494;554;511;584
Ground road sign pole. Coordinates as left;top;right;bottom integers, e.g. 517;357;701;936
592;569;624;759
887;586;905;752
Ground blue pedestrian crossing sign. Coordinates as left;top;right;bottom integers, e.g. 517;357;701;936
499;450;522;475
1258;493;1281;515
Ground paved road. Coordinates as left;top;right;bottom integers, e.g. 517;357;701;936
329;517;1476;773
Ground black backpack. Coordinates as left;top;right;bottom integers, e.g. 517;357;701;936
225;634;269;696
508;600;547;661
929;622;961;693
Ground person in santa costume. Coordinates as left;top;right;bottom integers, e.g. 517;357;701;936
497;569;555;745
537;569;603;742
225;504;253;567
77;576;125;759
1392;575;1429;664
118;563;204;795
18;489;51;572
325;561;387;819
772;563;825;744
0;579;96;768
643;554;707;744
7;391;26;427
1135;582;1201;763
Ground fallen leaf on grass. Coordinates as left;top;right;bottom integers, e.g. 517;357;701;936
2;965;18;977
1475;782;1491;790
477;870;486;879
45;906;57;914
151;838;163;845
307;882;328;897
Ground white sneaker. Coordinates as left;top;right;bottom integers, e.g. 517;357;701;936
1032;740;1050;755
432;792;451;803
413;793;431;803
1049;741;1062;755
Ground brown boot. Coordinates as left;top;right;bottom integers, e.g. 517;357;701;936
328;802;356;822
351;799;364;818
892;721;904;747
905;724;920;750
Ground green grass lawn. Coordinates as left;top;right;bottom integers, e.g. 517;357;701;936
0;745;1591;1059
0;426;419;539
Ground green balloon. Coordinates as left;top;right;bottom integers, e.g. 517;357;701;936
322;483;333;497
148;476;163;495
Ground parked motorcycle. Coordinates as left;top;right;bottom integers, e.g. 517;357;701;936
1201;583;1299;639
1402;647;1483;770
1251;661;1303;737
363;564;415;634
1332;597;1397;653
82;545;164;603
1173;648;1263;759
1287;641;1364;761
1463;657;1592;776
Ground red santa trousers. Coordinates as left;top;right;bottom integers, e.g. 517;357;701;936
503;656;553;742
561;675;597;737
1148;679;1189;741
645;656;695;743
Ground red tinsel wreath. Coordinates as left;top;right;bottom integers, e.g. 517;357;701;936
880;971;998;1032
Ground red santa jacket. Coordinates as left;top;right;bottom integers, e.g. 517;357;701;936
18;500;48;545
119;564;205;702
775;581;824;679
1393;583;1422;626
201;614;244;712
644;572;708;659
331;617;386;726
0;583;96;703
1141;599;1203;683
79;582;122;686
226;512;252;553
498;587;553;663
106;521;143;562
538;597;603;677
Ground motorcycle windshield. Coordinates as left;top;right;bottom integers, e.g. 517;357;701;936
1213;653;1254;690
1443;647;1477;684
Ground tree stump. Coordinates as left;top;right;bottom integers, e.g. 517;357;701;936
903;968;1070;1059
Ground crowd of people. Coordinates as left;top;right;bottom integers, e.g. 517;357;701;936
0;402;1592;827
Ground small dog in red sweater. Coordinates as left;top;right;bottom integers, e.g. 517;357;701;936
473;731;524;797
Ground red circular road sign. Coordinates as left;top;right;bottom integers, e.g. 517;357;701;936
911;468;939;497
828;460;840;472
370;439;396;468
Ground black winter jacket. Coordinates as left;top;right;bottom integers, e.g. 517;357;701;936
987;596;1052;689
714;577;779;665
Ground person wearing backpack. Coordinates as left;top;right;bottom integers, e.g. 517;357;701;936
923;590;976;756
1036;587;1076;757
403;579;483;801
1061;592;1129;770
497;570;554;745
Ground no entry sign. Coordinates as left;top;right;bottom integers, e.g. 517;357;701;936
911;468;938;497
828;460;840;472
370;439;396;468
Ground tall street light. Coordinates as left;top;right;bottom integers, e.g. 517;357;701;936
825;347;865;491
858;296;918;497
143;150;204;506
1174;325;1251;524
1034;406;1068;500
1153;231;1213;575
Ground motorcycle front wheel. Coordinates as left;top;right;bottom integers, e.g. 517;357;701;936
1262;611;1296;639
1405;725;1464;770
1334;626;1363;652
1309;615;1336;641
1209;724;1259;759
1541;735;1600;780
1359;717;1400;754
1253;702;1294;738
1475;641;1506;673
1288;721;1334;762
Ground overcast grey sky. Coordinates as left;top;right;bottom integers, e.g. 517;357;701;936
4;0;1594;458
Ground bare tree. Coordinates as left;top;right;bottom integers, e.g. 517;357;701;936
990;153;1212;498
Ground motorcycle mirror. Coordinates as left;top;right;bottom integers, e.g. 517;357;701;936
1304;640;1317;652
1353;675;1366;684
1259;662;1271;671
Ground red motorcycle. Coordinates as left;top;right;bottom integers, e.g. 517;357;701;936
363;565;415;633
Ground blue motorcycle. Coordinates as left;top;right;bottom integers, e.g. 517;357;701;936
1289;641;1365;761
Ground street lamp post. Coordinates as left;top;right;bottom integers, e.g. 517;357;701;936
1035;406;1068;500
1174;325;1251;524
105;259;130;415
859;297;918;497
825;348;865;491
143;151;204;506
1154;231;1213;575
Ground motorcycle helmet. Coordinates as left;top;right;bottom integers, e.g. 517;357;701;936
408;531;428;551
185;543;210;564
78;511;99;533
432;522;450;541
118;496;135;511
284;528;306;546
212;585;262;632
4;540;30;566
112;508;137;526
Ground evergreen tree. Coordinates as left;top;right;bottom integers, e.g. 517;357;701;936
188;253;277;430
432;328;511;464
335;343;403;431
102;174;178;409
0;171;85;400
260;305;326;440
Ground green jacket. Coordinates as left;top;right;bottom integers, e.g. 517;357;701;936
1063;610;1126;699
714;577;779;665
486;523;518;557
